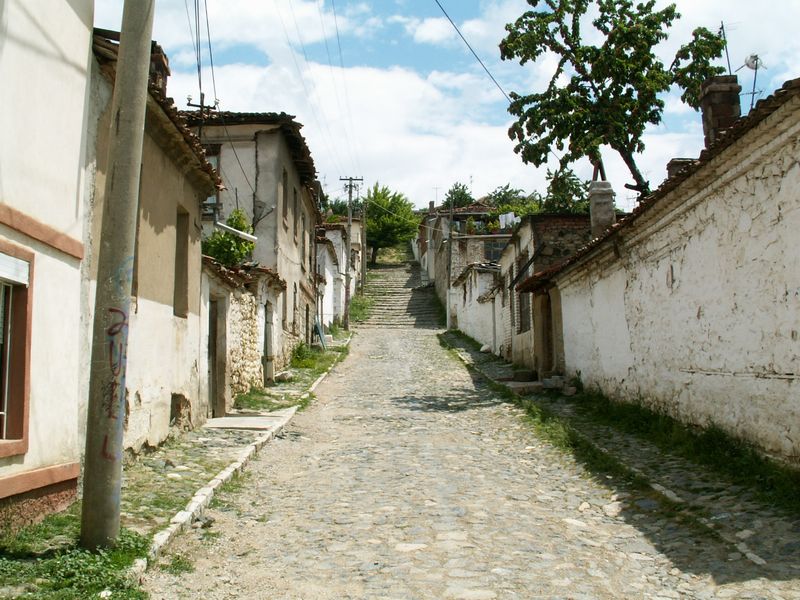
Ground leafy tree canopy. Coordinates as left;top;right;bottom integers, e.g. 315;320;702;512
486;184;542;220
202;208;255;267
364;183;418;264
541;168;589;213
443;182;475;209
500;0;724;197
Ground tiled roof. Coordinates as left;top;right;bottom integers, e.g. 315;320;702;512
202;256;286;290
517;76;800;293
181;111;317;185
92;31;222;191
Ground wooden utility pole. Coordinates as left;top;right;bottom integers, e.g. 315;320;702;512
446;200;454;329
81;0;155;550
340;176;362;330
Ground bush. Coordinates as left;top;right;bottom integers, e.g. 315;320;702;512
202;209;255;266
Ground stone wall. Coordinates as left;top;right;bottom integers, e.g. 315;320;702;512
531;215;592;272
227;288;264;395
556;95;800;462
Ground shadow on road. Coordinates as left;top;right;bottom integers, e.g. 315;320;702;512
391;332;800;590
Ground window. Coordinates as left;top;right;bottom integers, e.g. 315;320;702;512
282;169;289;229
293;188;299;240
301;214;307;271
173;209;189;317
518;290;531;333
201;147;221;221
282;288;288;330
484;240;505;262
0;245;32;457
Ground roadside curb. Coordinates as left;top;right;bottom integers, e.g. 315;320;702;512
128;334;353;584
439;335;767;566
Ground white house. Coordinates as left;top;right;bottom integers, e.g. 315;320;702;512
0;0;94;527
518;76;800;462
188;112;320;373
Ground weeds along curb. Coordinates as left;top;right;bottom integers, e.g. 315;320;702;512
438;335;768;564
128;334;353;584
309;334;353;394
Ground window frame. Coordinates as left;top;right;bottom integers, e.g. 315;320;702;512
0;240;33;458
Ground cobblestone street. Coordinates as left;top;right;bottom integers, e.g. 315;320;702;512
143;328;800;599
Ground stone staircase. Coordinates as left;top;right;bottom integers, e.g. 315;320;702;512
356;262;442;329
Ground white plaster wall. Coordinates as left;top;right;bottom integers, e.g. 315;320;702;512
0;0;92;478
558;102;800;460
123;298;202;451
0;0;93;240
317;251;337;327
0;235;83;476
560;262;633;395
455;271;495;349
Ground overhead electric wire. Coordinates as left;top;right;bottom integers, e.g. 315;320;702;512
432;0;510;104
330;0;364;176
201;0;256;199
277;0;347;176
432;0;563;167
315;0;362;175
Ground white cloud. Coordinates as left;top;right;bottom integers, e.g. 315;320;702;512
92;0;800;213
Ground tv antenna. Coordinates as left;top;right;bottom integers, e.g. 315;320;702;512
736;54;766;111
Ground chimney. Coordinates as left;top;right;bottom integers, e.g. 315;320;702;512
699;75;741;148
149;42;170;97
429;200;435;214
666;158;695;179
589;180;616;239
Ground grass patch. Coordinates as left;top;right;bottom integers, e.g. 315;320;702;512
574;392;800;513
162;554;194;575
209;472;250;514
0;503;149;599
348;294;374;323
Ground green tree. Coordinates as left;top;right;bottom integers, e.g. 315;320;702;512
364;183;418;264
486;184;543;221
500;0;724;196
485;184;526;207
443;182;475;209
202;208;255;266
542;168;589;213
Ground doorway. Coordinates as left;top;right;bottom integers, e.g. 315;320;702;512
208;298;226;417
263;301;274;383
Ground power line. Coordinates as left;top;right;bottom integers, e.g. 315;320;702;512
432;0;563;167
275;0;346;176
316;0;361;175
330;0;364;177
201;0;256;199
432;0;511;104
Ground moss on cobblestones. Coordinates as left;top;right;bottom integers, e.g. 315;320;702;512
572;391;800;513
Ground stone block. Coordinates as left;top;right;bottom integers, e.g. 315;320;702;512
513;369;537;382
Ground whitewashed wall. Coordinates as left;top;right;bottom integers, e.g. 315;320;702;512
453;269;497;350
0;0;93;481
557;96;800;460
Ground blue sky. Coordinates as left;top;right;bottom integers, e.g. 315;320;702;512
95;1;800;210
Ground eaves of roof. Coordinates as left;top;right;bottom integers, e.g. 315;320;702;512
453;262;500;287
92;33;222;193
517;76;800;294
181;110;317;186
202;256;287;291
